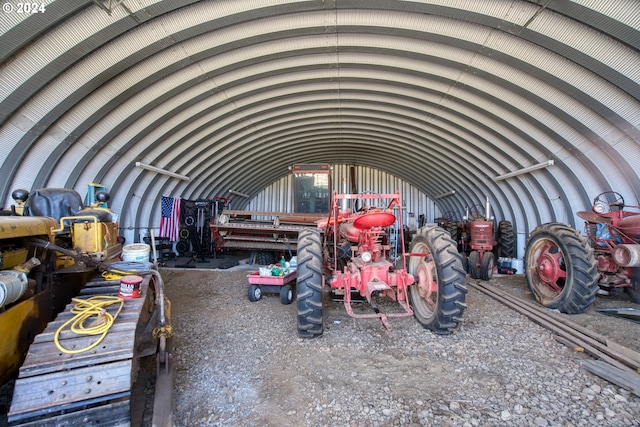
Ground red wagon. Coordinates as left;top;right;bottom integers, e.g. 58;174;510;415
246;270;296;304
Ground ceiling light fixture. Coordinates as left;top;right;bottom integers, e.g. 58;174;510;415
494;159;555;181
229;190;250;198
135;162;190;181
435;190;456;199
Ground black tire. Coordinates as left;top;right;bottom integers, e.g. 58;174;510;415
296;228;324;338
625;286;640;304
468;251;480;279
179;227;190;240
175;240;189;255
496;220;515;258
256;251;276;265
460;252;469;273
248;284;261;302
280;284;294;305
480;252;495;281
408;226;468;334
445;220;459;242
524;222;599;313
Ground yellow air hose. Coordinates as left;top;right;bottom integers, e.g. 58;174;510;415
54;295;125;354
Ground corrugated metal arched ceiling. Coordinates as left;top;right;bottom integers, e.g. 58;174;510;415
1;0;639;240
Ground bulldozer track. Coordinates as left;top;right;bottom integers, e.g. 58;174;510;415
8;273;167;426
466;279;640;396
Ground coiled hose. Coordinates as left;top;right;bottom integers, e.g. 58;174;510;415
54;295;124;354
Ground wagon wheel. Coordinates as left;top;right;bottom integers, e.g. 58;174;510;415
408;226;468;334
248;284;262;302
280;284;294;305
524;223;599;313
296;228;324;338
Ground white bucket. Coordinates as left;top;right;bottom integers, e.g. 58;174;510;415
511;258;524;274
122;244;151;263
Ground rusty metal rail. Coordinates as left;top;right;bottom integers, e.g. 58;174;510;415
467;279;640;396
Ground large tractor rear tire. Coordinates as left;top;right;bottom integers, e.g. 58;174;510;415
296;228;324;338
408;226;468;334
256;251;276;265
496;220;515;258
524;222;598;313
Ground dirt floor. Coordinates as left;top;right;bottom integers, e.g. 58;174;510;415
161;269;640;426
1;269;639;426
490;273;640;353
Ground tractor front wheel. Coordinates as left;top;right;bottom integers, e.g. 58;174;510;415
480;252;495;281
296;228;324;338
408;226;468;334
524;223;598;313
468;251;479;279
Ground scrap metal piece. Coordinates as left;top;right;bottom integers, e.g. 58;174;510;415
596;308;640;324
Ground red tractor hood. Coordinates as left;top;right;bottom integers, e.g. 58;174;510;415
617;215;640;239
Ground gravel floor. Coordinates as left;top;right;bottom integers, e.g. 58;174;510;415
163;267;640;427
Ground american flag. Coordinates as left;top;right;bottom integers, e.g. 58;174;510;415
159;196;181;241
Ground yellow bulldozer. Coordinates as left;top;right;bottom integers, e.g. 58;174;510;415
0;187;122;385
2;187;174;426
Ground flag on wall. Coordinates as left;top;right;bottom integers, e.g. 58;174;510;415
159;196;181;241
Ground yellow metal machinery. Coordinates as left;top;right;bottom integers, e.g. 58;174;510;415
0;216;59;385
1;187;173;426
0;190;121;385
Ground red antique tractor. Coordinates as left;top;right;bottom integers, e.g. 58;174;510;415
459;198;515;280
295;191;467;338
525;191;640;313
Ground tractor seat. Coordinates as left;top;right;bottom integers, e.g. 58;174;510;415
23;188;83;221
353;211;396;230
71;209;115;223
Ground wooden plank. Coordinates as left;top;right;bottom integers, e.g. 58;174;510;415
9;360;133;417
37;287;150;336
19;328;137;377
13;399;130;426
34;318;139;343
36;309;143;337
78;286;121;296
581;360;640;397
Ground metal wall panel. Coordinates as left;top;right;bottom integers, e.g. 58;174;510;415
246;164;434;224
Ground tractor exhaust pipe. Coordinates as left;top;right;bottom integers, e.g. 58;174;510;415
485;196;491;220
341;178;348;210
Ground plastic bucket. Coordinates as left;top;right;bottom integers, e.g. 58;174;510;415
511;259;523;274
122;244;150;262
119;275;143;299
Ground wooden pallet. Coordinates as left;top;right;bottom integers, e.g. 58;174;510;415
8;274;155;426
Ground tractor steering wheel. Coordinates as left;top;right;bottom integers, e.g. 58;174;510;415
358;191;386;211
592;191;625;213
441;210;457;221
468;204;485;220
